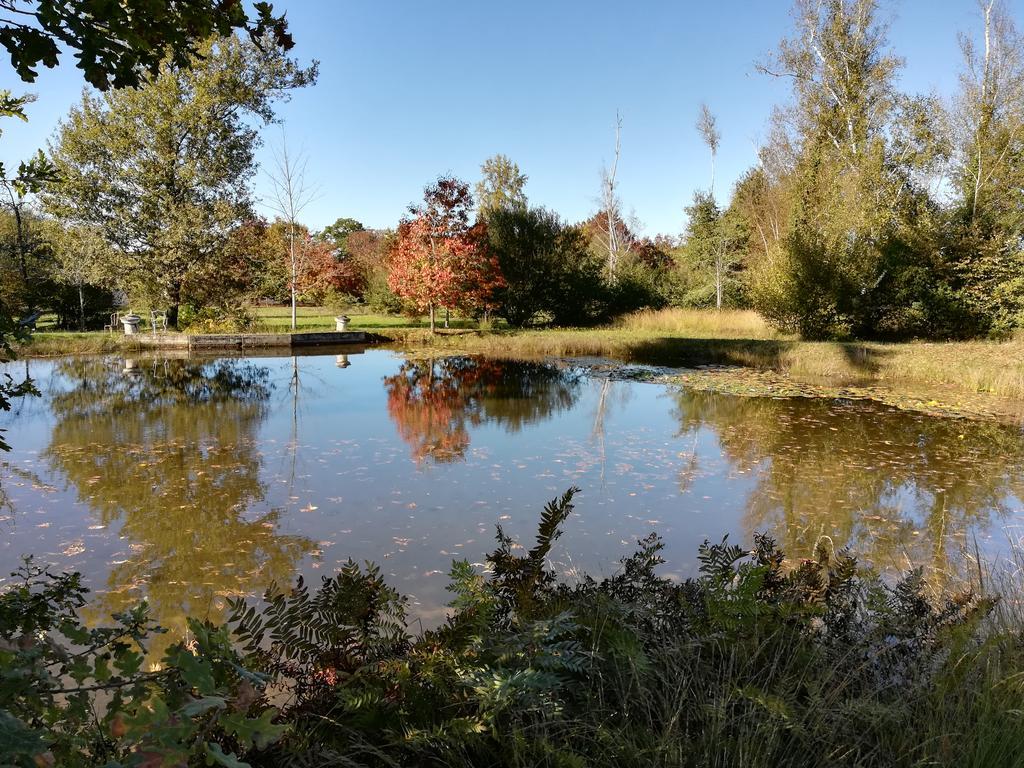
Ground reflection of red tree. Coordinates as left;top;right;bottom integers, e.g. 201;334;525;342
384;357;583;464
385;359;477;464
383;358;508;464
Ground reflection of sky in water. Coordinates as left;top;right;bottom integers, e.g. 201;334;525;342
1;350;1023;634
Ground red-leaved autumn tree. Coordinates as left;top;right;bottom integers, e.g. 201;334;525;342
387;175;503;331
297;234;365;302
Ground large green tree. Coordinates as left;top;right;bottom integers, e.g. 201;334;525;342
948;0;1024;335
751;0;949;339
43;35;315;327
319;217;365;255
486;206;613;327
676;191;746;309
475;154;528;220
0;0;295;443
487;206;566;327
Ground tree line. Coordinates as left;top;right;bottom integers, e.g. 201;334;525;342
2;0;1023;340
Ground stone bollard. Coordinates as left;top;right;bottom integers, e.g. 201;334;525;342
335;315;351;331
121;314;142;335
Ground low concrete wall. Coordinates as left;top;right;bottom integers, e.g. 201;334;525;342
129;331;370;351
292;332;370;346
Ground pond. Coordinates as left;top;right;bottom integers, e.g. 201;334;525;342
2;349;1024;650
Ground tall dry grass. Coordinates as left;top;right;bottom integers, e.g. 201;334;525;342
616;308;788;340
14;332;127;357
774;338;1024;397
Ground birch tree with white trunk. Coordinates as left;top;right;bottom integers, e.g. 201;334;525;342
696;103;721;196
598;111;630;280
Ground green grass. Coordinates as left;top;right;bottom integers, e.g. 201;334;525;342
251;305;489;331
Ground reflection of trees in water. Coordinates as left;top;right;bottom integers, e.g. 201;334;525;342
384;357;583;464
44;357;313;653
673;391;1024;575
590;377;634;488
0;462;54;520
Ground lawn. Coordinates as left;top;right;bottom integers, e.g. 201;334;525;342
250;305;488;331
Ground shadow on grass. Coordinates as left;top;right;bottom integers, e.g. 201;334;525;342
838;343;892;375
620;337;893;376
621;337;796;368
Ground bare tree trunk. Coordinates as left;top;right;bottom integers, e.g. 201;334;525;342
755;223;771;257
429;302;435;333
289;223;297;331
266;133;318;332
696;103;721;198
972;1;995;222
78;282;86;331
602;112;624;281
715;255;723;310
9;198;32;312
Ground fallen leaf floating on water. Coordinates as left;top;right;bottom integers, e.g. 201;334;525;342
61;540;85;556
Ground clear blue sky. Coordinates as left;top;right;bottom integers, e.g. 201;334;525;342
1;0;1018;237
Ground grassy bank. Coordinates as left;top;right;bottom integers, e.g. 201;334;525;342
5;490;1024;768
16;331;130;356
15;308;1024;404
388;309;1024;402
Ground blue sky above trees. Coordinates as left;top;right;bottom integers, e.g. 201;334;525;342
1;0;1018;237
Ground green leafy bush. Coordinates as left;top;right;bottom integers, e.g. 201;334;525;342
180;304;259;334
362;269;404;315
0;560;287;767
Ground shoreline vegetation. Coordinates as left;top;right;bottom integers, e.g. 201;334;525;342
5;490;1024;767
16;308;1024;420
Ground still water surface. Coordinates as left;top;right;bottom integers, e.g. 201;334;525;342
2;349;1023;645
